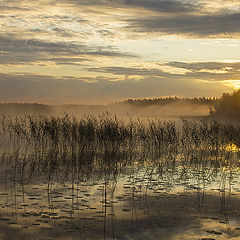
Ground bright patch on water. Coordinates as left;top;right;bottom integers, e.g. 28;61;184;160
223;143;240;152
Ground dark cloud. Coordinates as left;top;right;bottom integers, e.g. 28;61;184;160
0;36;106;55
166;61;240;71
0;35;135;65
54;0;199;13
125;13;240;37
118;0;200;13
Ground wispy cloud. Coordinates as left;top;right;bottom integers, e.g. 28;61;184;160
87;62;240;81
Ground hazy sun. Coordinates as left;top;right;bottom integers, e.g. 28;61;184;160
224;80;240;89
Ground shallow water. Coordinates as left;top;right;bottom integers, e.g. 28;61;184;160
1;157;240;240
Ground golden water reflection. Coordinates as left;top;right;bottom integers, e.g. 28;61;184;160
222;143;240;153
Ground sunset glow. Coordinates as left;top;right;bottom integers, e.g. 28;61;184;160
0;0;240;103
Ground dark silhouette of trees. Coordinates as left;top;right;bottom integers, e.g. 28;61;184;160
121;97;217;107
211;89;240;120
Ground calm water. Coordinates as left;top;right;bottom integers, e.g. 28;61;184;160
1;154;240;240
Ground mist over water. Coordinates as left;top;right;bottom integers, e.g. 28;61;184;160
0;101;211;120
106;103;210;118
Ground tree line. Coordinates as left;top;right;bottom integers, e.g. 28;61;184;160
121;97;218;107
210;89;240;120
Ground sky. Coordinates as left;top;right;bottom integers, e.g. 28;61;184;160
1;0;240;104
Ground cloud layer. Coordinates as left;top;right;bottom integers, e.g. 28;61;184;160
0;0;240;103
126;13;240;38
0;60;236;104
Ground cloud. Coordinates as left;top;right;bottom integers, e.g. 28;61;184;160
0;67;231;104
52;0;199;14
0;0;239;104
87;62;240;81
118;0;200;13
125;12;240;37
0;35;121;56
2;0;240;39
0;1;30;11
0;34;135;65
87;66;168;76
166;61;237;71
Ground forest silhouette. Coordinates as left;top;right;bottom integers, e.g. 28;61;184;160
210;89;240;121
122;96;217;107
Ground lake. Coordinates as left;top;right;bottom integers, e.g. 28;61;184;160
0;114;240;239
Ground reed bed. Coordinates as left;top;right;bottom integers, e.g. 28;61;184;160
0;113;179;155
0;113;240;176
